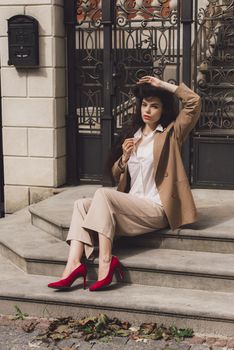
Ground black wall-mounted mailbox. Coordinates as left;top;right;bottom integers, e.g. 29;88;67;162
8;15;39;68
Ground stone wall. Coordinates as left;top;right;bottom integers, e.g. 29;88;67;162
0;0;67;213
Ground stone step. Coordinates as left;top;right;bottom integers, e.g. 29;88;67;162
29;185;101;241
28;187;234;254
0;255;234;337
1;208;234;292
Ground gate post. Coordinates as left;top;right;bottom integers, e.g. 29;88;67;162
64;0;79;185
0;82;5;218
181;0;193;180
101;0;115;186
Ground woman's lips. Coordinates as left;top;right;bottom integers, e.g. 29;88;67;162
143;115;151;120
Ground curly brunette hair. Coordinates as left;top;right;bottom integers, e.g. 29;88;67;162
107;83;179;174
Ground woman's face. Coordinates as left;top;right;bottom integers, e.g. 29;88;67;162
141;96;163;129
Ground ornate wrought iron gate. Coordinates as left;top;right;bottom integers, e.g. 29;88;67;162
192;0;234;188
64;0;234;188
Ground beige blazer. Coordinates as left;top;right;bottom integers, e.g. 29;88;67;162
112;83;202;230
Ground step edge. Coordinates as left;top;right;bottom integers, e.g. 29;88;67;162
1;293;234;323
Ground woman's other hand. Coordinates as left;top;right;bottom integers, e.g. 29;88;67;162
137;76;163;88
137;75;178;93
122;138;135;163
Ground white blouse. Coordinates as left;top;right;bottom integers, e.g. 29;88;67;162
127;124;163;206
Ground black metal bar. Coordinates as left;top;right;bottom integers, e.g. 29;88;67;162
181;0;193;181
101;1;115;186
0;79;5;218
64;0;79;185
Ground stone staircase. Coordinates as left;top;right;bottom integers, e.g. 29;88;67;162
0;185;234;336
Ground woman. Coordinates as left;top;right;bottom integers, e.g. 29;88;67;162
48;76;201;292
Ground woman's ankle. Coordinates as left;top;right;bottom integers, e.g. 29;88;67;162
99;254;112;263
62;261;82;278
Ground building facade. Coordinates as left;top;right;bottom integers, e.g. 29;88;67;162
0;0;66;214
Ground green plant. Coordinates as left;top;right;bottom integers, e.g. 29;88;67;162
14;305;29;320
169;326;194;340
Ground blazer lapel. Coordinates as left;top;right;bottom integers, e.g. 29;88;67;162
153;123;174;177
153;132;165;177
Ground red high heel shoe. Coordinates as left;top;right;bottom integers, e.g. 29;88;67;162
48;263;87;290
89;256;124;291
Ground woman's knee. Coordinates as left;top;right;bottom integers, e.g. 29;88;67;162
74;198;92;210
94;187;114;198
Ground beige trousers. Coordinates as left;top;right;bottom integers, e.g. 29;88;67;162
66;188;168;259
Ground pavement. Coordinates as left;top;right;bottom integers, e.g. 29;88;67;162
0;314;234;350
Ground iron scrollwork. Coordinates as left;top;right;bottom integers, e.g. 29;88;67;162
195;0;234;131
114;0;180;132
75;0;180;133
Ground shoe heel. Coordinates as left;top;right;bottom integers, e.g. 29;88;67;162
83;275;87;289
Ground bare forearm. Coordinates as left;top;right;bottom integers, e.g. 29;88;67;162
137;76;178;93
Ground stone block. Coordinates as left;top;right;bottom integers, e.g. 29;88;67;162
3;127;28;156
55;68;66;97
28;128;54;157
55;127;66;157
29;186;54;204
53;5;65;37
55;98;66;127
4;185;29;214
53;37;65;67
39;36;53;67
0;1;52;4
52;0;63;5
4;156;55;186
28;68;54;97
0;6;24;37
2;98;54;127
0;37;8;66
54;156;66;187
25;5;53;36
1;68;27;97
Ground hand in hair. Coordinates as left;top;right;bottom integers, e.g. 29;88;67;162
137;76;178;93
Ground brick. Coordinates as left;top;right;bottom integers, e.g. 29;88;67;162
28;68;54;97
0;0;52;4
3;127;28;156
1;68;27;97
4;185;29;213
25;5;53;36
54;98;66;127
28;128;54;157
205;337;217;346
39;37;53;67
213;339;228;347
189;336;206;345
227;338;234;348
4;156;55;186
0;37;8;66
55;127;66;157
53;37;66;67
53;4;65;37
0;6;24;37
54;156;66;186
2;98;54;127
55;68;66;97
29;186;54;204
